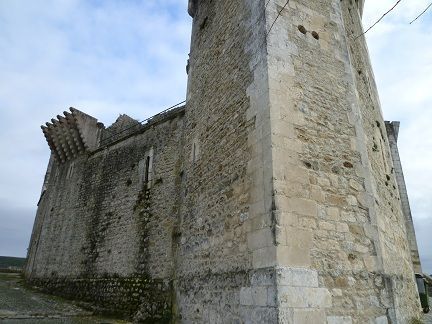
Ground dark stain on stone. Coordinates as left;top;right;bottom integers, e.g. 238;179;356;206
343;161;354;168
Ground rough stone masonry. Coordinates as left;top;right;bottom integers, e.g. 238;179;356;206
25;0;424;323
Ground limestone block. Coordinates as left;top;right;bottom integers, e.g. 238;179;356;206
327;316;353;324
341;211;356;222
278;308;293;323
326;207;340;221
327;194;346;206
267;285;277;306
251;287;268;307
252;246;277;269
354;243;369;254
375;316;388;324
274;179;310;200
357;192;373;209
250;268;275;287
319;221;336;231
349;179;363;192
331;289;343;297
276;267;319;287
274;211;298;227
240;287;253;306
293;309;326;324
350;138;358;151
247;228;273;251
279;163;309;185
278;286;332;308
336;223;349;233
278;228;313;267
246;212;273;232
299;217;317;229
278;246;311;267
364;256;379;272
271;120;295;140
310;185;325;203
274;225;287;245
346;195;358;206
318;177;331;187
280;197;318;217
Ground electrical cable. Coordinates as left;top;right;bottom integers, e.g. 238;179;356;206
266;0;290;36
410;2;432;24
355;0;403;40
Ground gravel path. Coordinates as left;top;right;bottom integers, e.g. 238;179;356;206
0;273;128;323
2;272;431;323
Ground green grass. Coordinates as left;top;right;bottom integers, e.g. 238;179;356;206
0;256;26;269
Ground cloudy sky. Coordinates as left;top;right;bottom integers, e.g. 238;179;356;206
0;1;431;273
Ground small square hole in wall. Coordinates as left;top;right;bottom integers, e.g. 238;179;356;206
298;25;307;34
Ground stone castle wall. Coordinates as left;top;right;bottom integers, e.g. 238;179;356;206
26;0;422;323
26;108;185;321
386;121;422;274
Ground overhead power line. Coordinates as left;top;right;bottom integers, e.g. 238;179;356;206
267;0;290;36
355;0;403;40
410;2;432;24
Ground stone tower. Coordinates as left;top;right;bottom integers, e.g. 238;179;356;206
181;0;420;323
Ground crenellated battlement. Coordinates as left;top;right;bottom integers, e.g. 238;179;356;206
41;108;101;163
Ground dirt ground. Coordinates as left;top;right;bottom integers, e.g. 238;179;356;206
0;272;129;323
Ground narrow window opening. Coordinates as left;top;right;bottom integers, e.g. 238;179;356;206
192;143;197;163
379;139;388;173
144;156;151;185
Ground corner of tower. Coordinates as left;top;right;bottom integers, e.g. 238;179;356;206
357;0;365;16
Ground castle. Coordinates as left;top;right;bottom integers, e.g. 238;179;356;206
25;0;424;323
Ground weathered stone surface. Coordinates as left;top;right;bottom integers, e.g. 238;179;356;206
278;286;332;308
327;316;353;324
276;267;319;288
375;315;389;324
293;309;326;324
